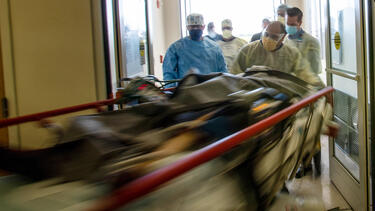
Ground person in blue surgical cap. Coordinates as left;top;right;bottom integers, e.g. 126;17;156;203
163;13;227;86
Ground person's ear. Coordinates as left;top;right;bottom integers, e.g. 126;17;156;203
201;25;206;30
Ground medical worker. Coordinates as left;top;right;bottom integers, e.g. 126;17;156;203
284;8;324;178
285;7;322;74
217;19;247;71
205;22;223;42
231;21;323;87
163;13;227;85
277;4;289;24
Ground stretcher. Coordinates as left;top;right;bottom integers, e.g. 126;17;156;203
0;71;335;211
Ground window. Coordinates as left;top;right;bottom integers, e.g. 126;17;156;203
184;0;280;41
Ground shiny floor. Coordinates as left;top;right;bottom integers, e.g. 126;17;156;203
286;136;352;210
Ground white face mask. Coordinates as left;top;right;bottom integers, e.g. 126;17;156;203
222;29;232;39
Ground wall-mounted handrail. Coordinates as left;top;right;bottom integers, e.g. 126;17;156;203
0;84;177;128
0;98;117;128
88;87;334;211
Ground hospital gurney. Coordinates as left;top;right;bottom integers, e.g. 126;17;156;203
0;70;334;210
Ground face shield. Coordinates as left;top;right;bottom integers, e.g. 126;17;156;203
261;30;285;51
261;30;285;42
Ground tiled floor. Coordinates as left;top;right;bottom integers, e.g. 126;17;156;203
286;136;352;210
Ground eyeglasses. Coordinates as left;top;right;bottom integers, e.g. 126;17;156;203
261;30;285;41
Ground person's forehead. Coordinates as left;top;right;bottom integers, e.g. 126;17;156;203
278;11;286;17
286;15;299;21
188;25;203;28
267;24;282;34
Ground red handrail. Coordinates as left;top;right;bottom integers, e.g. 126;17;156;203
0;98;117;128
88;87;334;211
161;87;175;92
0;85;177;128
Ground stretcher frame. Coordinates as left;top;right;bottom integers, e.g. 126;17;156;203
0;87;334;211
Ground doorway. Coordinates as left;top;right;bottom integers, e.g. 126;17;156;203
104;0;152;95
181;0;281;41
325;0;369;210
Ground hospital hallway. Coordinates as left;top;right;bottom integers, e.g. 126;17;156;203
1;0;375;210
287;136;351;210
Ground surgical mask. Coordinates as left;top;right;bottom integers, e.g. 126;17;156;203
277;16;285;24
262;36;278;51
189;29;203;41
286;25;298;35
222;29;232;39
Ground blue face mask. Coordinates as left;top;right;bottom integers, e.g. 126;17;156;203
286;25;298;35
189;29;203;41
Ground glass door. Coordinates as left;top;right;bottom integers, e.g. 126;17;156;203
116;0;150;79
326;0;369;210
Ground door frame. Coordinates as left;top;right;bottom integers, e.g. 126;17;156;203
0;0;20;148
365;0;375;209
114;0;152;82
325;0;369;210
0;27;8;147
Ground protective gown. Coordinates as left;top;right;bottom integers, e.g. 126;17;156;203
163;37;227;83
285;30;322;74
217;37;248;71
231;40;323;86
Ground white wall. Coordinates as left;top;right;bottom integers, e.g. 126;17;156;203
162;0;182;51
148;0;165;80
0;0;107;149
149;0;181;80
